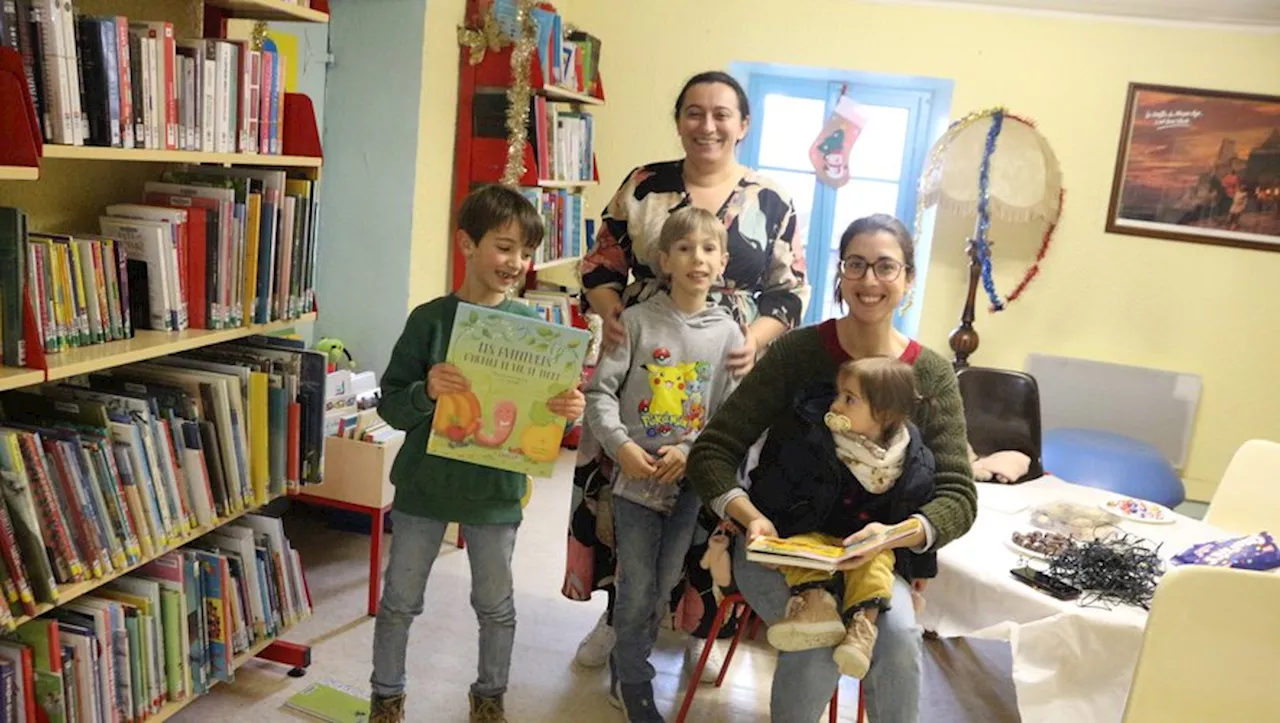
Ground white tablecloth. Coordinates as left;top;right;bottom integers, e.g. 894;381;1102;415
918;477;1228;723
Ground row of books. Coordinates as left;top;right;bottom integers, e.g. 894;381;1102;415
0;517;310;723
529;96;594;183
513;289;577;327
0;0;289;154
505;3;601;97
517;188;588;267
0;337;325;623
0;167;319;360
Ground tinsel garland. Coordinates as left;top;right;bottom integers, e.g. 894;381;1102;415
457;0;538;186
916;107;1064;313
974;109;1005;312
500;0;538;186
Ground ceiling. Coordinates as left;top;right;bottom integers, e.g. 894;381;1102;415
866;0;1280;29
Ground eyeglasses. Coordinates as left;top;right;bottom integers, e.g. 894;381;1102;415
839;256;907;281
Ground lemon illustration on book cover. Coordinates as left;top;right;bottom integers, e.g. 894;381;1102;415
428;302;590;477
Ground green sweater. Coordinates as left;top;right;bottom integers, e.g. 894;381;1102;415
378;294;539;525
687;321;978;550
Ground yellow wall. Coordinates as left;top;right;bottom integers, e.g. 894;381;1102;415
408;0;467;309
562;0;1280;498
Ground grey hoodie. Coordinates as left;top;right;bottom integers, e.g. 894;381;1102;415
585;292;744;513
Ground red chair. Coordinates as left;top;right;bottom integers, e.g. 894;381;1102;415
676;591;866;723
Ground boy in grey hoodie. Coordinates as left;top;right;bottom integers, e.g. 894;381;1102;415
585;206;744;721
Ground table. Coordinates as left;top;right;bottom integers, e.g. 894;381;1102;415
919;476;1227;723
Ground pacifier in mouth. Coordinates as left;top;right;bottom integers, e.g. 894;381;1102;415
824;412;852;433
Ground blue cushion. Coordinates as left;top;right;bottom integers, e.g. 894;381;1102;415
1042;428;1186;509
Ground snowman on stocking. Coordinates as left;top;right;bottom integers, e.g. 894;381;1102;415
810;96;867;188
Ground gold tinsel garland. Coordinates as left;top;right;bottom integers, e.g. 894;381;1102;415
457;1;538;186
500;0;537;186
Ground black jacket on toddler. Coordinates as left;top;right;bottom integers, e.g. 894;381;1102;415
746;380;938;581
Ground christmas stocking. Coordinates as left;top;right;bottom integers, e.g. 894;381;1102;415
809;97;867;188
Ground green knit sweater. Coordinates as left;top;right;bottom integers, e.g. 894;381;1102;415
378;295;538;525
687;321;977;549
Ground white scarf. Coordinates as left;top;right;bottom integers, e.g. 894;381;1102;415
823;413;910;494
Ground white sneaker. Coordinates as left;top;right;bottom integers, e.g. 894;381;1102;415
574;612;615;669
684;636;725;684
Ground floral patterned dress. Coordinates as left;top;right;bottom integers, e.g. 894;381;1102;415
563;160;807;624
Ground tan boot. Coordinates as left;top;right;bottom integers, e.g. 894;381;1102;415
370;693;406;723
766;587;846;652
833;609;879;679
469;693;508;723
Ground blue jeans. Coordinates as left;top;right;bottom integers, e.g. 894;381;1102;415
732;536;922;723
611;485;701;684
371;510;519;699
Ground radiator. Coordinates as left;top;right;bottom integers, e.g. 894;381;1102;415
1024;353;1201;471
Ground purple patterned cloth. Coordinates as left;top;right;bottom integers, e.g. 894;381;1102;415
1172;531;1280;571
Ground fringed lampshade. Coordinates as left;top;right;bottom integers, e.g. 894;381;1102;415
918;108;1065;367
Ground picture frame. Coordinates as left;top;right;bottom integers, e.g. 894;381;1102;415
1106;83;1280;252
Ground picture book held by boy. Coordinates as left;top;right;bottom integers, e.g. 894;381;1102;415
427;302;589;477
746;521;920;572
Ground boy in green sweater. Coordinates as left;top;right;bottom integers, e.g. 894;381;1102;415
370;185;585;723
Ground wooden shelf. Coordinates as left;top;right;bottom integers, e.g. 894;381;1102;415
540;86;604;106
0;367;44;392
0;165;38;181
538;179;597;189
42;313;316;381
533;256;581;272
204;0;330;22
43;145;323;168
9;494;284;628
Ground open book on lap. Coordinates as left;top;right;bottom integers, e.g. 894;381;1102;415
745;521;918;571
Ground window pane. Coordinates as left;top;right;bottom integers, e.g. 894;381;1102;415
848;104;910;182
758;94;827;172
822;179;902;321
832;179;900;241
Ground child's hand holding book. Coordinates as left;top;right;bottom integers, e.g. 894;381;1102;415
427;362;470;400
545;388;586;422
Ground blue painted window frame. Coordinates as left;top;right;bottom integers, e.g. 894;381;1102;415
731;62;953;335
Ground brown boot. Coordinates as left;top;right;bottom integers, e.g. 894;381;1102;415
766;587;846;652
833;608;879;679
469;693;508;723
370;693;406;723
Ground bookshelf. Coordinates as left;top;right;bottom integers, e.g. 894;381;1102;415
43;313;317;381
0;0;327;713
0;367;45;393
43;145;324;167
204;0;331;23
13;493;285;628
0;166;39;181
450;0;604;294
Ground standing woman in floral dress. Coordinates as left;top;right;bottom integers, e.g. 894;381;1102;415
563;70;808;680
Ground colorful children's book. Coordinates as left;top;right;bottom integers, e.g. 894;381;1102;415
283;681;370;723
426;302;589;477
745;521;920;571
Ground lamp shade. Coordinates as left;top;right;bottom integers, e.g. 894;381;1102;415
920;110;1063;225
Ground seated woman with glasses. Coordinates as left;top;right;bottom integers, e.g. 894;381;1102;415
687;214;976;723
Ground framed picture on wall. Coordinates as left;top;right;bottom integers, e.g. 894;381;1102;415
1106;83;1280;252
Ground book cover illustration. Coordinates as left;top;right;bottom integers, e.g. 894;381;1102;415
427;302;589;477
745;521;918;571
